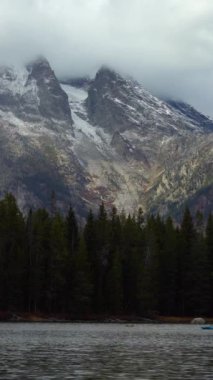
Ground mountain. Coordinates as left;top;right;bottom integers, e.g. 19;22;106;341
0;58;212;217
0;57;85;214
166;100;213;132
0;57;73;127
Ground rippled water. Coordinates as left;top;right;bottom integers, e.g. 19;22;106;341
0;323;212;379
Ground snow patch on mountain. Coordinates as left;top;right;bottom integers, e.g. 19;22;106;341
0;66;39;101
61;83;112;153
0;59;212;217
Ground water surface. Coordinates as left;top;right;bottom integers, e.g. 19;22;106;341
0;323;212;379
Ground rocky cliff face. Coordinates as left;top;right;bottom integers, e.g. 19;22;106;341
0;57;82;213
86;67;201;135
0;59;212;217
166;100;213;132
0;57;73;128
84;67;213;216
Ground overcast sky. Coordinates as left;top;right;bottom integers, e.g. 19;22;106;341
1;0;213;115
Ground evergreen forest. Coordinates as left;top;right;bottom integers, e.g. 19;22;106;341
0;193;212;318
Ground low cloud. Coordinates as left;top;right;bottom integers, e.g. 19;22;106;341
1;0;213;115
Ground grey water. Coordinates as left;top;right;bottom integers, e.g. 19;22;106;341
0;323;212;379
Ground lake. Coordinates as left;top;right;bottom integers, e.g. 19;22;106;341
0;323;212;379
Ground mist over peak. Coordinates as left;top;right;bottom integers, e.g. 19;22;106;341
0;0;213;115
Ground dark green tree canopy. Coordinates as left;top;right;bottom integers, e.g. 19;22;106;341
0;195;212;318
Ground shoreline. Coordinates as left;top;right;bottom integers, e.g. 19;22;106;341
0;312;213;324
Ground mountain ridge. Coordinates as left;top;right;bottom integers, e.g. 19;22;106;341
0;57;212;218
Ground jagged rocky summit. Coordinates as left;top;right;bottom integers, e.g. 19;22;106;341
0;58;212;218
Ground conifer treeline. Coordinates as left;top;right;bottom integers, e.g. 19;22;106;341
0;193;212;317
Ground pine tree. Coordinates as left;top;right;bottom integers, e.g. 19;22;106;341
93;202;109;313
65;206;79;256
49;213;68;312
122;214;145;314
106;248;123;314
0;194;25;310
158;217;178;315
71;237;93;315
189;234;210;315
28;208;52;313
25;209;34;312
206;214;213;314
140;215;161;316
178;206;196;315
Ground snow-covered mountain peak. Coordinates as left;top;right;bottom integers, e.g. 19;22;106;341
95;65;124;83
85;66;203;137
27;55;50;68
0;60;212;217
26;56;56;84
0;57;73;130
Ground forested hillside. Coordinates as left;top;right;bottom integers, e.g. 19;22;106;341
0;193;212;318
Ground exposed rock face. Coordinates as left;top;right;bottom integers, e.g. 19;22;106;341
84;66;212;216
86;67;133;133
27;57;73;123
0;57;73;128
166;100;213;132
0;57;80;214
86;67;202;136
0;59;212;217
